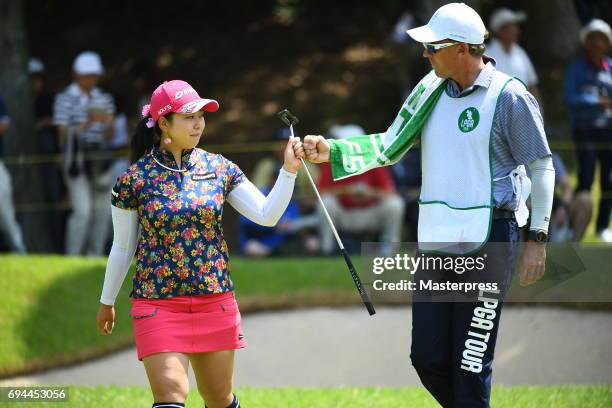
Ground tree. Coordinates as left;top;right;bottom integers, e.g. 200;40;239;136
0;0;53;252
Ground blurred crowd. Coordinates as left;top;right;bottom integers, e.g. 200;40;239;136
0;9;610;257
1;51;130;255
388;10;612;247
242;10;612;256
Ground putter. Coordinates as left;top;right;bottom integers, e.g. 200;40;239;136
277;109;376;316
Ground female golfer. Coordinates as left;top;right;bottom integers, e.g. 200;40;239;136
96;80;303;408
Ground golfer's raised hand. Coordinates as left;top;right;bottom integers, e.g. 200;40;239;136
282;136;303;174
303;135;330;163
96;303;115;335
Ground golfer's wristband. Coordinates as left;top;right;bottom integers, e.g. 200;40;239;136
227;168;296;227
100;206;140;305
528;155;555;233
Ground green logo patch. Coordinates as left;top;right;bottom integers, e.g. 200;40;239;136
458;107;480;133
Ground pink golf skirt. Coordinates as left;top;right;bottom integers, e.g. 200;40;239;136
130;291;246;360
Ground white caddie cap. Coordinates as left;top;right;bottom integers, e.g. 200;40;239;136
73;51;104;76
328;124;365;139
580;19;612;44
406;3;486;44
28;58;45;75
489;8;527;33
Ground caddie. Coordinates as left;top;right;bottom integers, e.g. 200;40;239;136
299;3;555;407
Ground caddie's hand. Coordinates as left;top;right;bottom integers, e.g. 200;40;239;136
303;135;330;163
96;303;116;335
282;136;303;174
517;242;546;286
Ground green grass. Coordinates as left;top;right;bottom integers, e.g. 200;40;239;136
0;386;610;407
1;250;610;379
0;255;352;376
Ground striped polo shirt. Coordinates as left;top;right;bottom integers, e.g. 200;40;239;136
445;58;551;210
53;83;115;145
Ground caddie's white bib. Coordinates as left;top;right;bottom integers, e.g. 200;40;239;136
418;71;514;254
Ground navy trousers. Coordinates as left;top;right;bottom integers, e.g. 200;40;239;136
573;127;612;231
410;218;519;408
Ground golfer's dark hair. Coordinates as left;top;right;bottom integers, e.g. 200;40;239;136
130;113;174;163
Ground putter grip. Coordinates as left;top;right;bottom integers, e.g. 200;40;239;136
341;248;376;316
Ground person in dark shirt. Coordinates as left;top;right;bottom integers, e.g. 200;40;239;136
564;19;612;241
29;58;65;252
317;125;405;254
0;96;27;253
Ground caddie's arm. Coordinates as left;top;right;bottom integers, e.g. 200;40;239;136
503;85;555;286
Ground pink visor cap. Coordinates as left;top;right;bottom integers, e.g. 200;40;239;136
142;80;219;128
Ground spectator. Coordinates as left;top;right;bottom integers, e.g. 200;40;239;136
531;152;591;242
238;188;302;257
317;125;405;254
252;128;320;207
564;19;612;242
107;95;131;185
53;51;116;255
487;8;542;104
240;128;320;256
102;95;132;253
389;10;428;100
29;57;65;252
0;97;27;254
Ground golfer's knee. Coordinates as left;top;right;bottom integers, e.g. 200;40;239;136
198;377;232;407
202;386;233;408
151;376;188;403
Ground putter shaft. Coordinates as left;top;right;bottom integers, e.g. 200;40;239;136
285;118;375;316
290;124;345;251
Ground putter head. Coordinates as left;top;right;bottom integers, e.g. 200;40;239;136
277;109;299;127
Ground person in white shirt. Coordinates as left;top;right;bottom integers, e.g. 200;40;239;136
487;8;542;105
53;51;116;256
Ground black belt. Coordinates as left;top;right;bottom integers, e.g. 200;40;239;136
492;208;515;219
